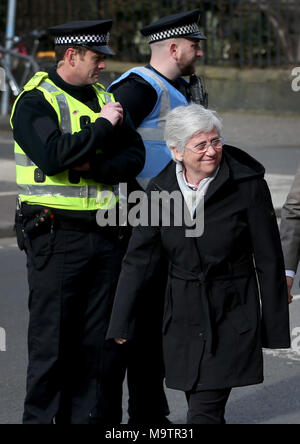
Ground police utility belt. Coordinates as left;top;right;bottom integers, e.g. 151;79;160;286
15;199;119;250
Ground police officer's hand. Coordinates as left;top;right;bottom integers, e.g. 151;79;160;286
286;276;294;304
73;161;91;171
100;102;124;126
115;338;127;345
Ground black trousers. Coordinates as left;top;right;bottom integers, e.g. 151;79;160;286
125;247;170;422
126;306;169;422
89;237;170;424
23;228;126;424
185;388;232;424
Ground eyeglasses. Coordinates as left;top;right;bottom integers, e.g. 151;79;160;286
185;137;225;154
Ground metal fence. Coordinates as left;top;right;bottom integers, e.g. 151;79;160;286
1;0;299;67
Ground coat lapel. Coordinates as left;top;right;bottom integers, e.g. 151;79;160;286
204;156;230;205
152;161;180;193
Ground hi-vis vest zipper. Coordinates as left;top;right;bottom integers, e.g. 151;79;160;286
11;71;117;211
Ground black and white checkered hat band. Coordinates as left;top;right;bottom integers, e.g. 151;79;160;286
147;23;200;43
55;32;110;45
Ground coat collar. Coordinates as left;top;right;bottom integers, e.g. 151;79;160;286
150;161;179;193
150;155;230;202
204;155;229;204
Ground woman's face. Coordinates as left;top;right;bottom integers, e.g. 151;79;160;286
172;129;223;179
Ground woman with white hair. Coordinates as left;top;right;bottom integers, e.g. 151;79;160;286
107;104;290;424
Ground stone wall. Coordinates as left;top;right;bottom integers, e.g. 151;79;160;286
100;61;299;115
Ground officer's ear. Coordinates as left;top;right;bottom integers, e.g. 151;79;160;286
169;41;179;61
65;48;76;67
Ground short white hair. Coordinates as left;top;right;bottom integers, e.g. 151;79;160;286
164;104;223;160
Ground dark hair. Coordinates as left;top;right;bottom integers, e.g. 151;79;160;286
54;45;89;63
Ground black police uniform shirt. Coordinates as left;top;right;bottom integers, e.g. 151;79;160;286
109;65;192;128
12;66;144;217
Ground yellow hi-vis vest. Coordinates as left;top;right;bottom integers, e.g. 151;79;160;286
11;71;117;211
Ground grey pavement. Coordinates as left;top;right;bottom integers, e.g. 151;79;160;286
1;112;300;238
0;116;9;132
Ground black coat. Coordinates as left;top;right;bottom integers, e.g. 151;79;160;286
107;146;291;392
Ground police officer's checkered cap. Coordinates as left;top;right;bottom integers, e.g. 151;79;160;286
141;9;207;43
48;20;115;55
147;23;200;43
55;33;109;45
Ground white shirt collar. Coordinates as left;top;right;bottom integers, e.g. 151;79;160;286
176;162;219;193
175;162;220;218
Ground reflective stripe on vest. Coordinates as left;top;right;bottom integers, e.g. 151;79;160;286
134;67;171;142
17;184;114;200
14;81;73;168
94;85;114;104
15;153;35;167
40;81;72;133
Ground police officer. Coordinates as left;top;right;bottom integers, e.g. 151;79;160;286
109;9;207;190
11;20;145;424
108;10;207;424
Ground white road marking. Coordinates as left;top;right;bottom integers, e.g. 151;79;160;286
0;243;17;249
263;348;300;362
0;191;17;196
264;324;300;362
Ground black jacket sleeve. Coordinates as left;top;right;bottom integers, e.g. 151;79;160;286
109;74;157;128
106;225;161;340
106;187;161;340
247;178;291;349
12;89;115;176
88;110;145;184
